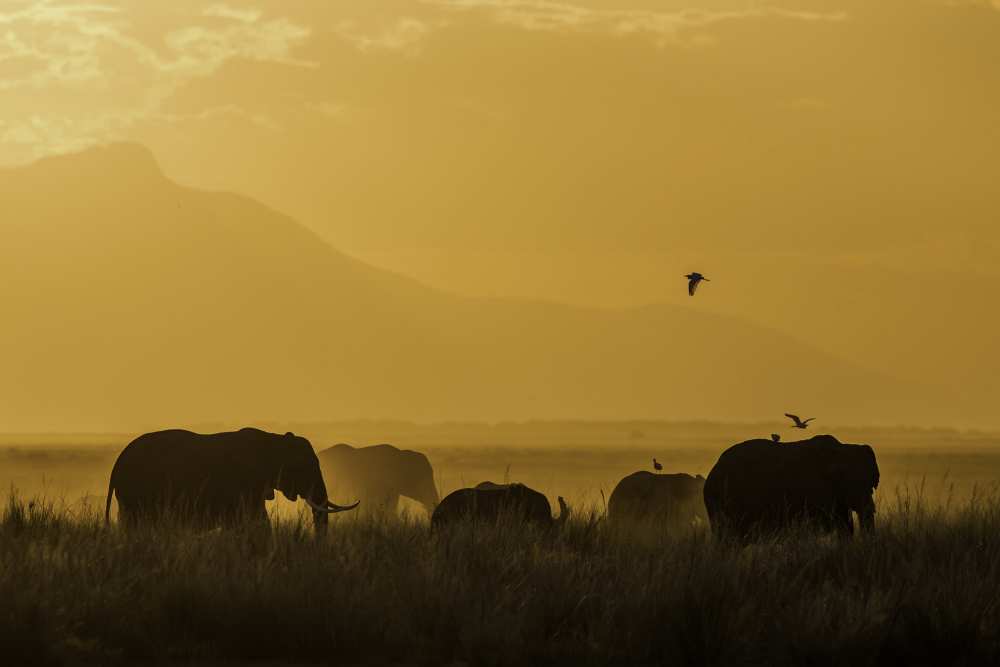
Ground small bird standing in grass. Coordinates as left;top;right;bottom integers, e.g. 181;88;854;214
685;272;709;296
652;458;663;472
785;413;816;429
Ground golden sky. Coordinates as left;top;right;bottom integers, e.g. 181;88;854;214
3;1;998;274
2;1;999;429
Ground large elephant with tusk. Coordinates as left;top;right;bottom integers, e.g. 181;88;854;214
105;428;358;531
703;434;879;541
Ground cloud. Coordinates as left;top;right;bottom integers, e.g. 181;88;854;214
165;17;315;75
0;1;314;86
0;1;313;159
936;1;1000;8
425;0;847;46
0;3;126;89
203;3;262;24
309;100;348;118
152;103;283;131
333;17;435;55
1;112;126;155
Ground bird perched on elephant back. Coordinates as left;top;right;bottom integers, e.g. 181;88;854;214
431;482;570;529
317;443;439;517
703;434;879;541
105;428;359;531
608;471;707;531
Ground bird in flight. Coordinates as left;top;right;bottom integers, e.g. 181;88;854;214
652;458;663;472
685;272;709;296
770;433;781;442
785;413;816;429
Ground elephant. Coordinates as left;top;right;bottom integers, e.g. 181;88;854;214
703;434;879;541
105;428;359;531
607;471;708;530
317;443;439;517
431;482;570;529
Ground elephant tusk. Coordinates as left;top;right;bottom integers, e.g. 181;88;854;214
327;500;360;513
304;497;360;513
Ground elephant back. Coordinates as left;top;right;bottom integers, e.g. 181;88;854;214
432;483;553;527
608;471;706;526
319;442;426;473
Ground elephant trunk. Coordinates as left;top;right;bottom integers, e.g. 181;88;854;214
312;505;329;532
300;471;360;514
419;483;441;514
302;475;360;533
305;477;331;534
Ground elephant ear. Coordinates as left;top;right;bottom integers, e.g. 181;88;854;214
862;445;880;489
824;460;853;488
230;458;277;501
232;432;290;499
826;447;879;490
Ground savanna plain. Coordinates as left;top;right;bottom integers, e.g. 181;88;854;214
3;421;999;666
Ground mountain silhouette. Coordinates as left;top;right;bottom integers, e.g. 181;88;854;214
0;144;944;431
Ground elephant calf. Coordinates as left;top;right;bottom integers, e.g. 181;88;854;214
432;482;569;529
607;471;707;531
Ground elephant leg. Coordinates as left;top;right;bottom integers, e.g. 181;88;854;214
358;489;398;517
837;505;854;537
381;493;398;512
127;496;163;528
116;505;139;531
209;495;247;528
816;505;852;537
717;520;752;544
230;497;270;527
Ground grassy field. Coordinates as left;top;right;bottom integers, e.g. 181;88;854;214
2;422;1000;665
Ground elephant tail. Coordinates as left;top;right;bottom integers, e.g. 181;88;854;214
556;496;571;527
104;467;117;525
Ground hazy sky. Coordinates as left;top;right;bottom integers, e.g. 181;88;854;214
3;1;998;296
3;1;1000;428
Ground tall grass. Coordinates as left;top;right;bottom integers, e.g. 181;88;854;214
2;489;999;666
